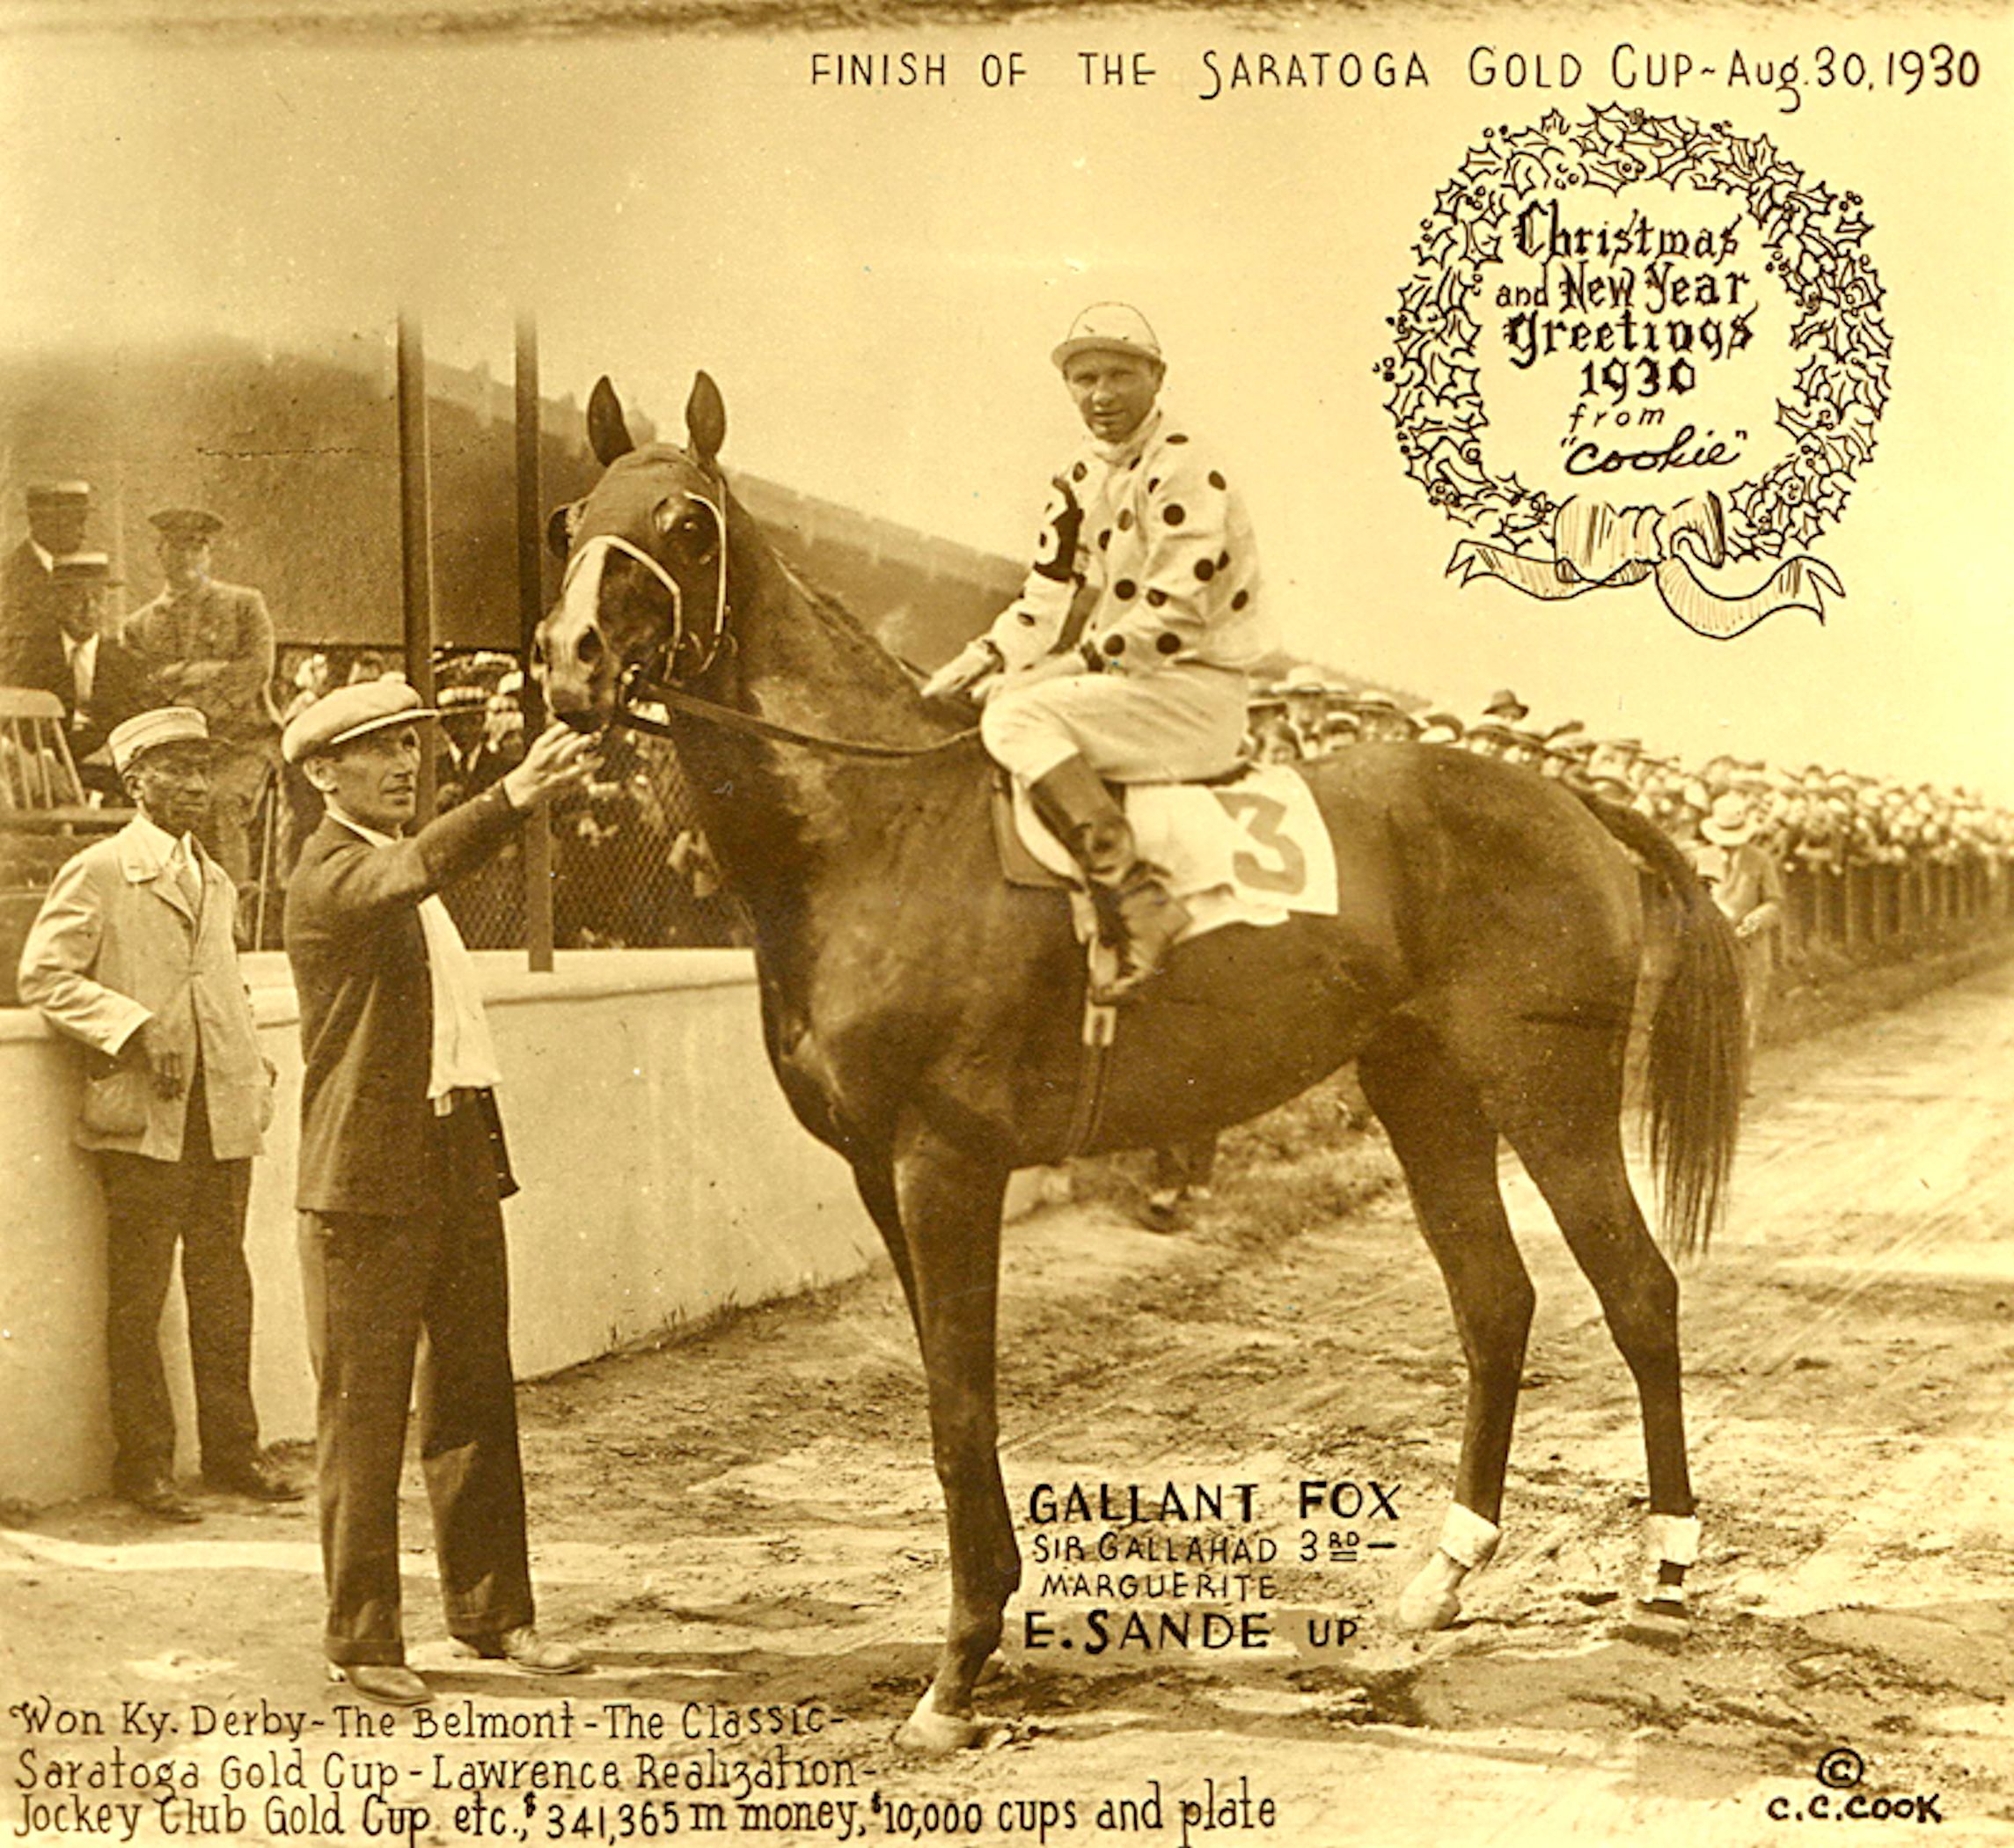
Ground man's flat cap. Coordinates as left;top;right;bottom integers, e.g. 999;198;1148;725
283;680;440;764
150;508;225;540
109;707;210;774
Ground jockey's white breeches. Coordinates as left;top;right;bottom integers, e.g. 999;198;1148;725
980;662;1249;784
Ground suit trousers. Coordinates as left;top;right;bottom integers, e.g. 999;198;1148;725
94;1073;258;1492
297;1092;533;1666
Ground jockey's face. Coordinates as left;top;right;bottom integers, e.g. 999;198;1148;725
1062;350;1162;446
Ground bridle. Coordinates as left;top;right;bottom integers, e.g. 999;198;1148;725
558;483;732;688
563;480;976;762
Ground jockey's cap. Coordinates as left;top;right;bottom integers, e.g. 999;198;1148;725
1052;304;1164;372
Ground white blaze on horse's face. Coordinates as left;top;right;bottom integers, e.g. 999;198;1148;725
536;448;726;729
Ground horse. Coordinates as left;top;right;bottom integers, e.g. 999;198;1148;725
533;371;1747;1754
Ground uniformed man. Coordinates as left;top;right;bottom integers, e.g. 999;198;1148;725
923;305;1273;1001
18;708;297;1521
121;510;282;891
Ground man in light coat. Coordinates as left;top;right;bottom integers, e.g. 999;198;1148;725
18;707;297;1521
924;304;1274;1002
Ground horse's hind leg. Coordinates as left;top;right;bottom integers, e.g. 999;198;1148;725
1359;1026;1534;1632
883;1126;1020;1756
1490;1063;1700;1625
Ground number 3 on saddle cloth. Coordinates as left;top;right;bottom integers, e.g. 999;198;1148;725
994;761;1340;942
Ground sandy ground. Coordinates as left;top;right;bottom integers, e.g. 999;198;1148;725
4;957;2013;1847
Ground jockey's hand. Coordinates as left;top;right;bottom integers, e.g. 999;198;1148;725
502;722;599;811
920;639;1004;703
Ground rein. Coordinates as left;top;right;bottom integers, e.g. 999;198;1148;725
614;667;979;760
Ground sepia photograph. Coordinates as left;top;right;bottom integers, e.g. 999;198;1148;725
0;2;2009;1843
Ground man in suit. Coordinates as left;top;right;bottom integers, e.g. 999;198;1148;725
283;679;595;1706
2;480;91;670
5;553;157;794
121;510;282;890
18;708;299;1522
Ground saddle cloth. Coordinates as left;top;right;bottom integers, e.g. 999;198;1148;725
997;762;1339;942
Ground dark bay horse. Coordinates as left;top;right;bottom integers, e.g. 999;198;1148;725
535;373;1746;1753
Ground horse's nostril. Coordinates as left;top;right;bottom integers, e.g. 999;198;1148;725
576;628;604;667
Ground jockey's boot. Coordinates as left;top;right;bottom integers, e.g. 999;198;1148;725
1028;754;1189;1005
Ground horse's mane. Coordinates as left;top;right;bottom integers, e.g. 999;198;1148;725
723;478;933;693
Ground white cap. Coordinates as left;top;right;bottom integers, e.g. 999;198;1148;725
1051;303;1164;371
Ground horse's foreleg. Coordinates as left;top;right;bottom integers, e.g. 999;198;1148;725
1360;1034;1534;1632
885;1128;1018;1756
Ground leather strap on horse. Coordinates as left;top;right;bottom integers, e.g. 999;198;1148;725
615;671;978;761
1059;891;1118;1159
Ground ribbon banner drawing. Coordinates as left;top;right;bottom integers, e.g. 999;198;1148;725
1446;495;1846;641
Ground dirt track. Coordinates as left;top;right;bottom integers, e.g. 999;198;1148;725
4;957;2013;1847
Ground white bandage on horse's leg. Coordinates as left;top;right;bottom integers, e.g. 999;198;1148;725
1395;1504;1501;1632
1650;1514;1701;1569
1643;1513;1702;1610
1439;1503;1504;1571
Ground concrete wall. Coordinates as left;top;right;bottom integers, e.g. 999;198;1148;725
0;950;878;1507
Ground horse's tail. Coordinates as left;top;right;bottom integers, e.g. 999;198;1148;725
1574;790;1747;1260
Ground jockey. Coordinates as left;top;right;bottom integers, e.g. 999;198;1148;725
924;304;1272;1002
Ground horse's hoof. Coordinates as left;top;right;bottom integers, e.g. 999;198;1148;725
1394;1549;1468;1632
1619;1597;1690;1646
894;1699;993;1757
1394;1582;1461;1632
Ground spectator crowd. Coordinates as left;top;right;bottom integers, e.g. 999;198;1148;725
1243;668;2014;901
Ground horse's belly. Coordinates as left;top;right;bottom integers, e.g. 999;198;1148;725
1064;916;1390;1155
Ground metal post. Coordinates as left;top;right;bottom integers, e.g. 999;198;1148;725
516;313;556;973
396;313;438;823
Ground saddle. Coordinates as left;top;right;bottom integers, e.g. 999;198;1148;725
991;761;1339;931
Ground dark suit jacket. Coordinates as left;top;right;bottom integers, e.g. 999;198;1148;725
284;787;523;1215
1;630;157;762
1;540;55;647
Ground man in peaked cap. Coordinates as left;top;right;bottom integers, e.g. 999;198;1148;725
921;304;1275;1002
121;510;282;894
18;708;297;1522
282;680;596;1705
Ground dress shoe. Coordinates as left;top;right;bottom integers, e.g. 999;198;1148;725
124;1478;202;1524
456;1626;590;1675
205;1457;305;1503
326;1662;432;1706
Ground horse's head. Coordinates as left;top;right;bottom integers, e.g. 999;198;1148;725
535;371;730;731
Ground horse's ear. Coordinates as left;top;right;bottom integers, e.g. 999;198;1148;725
546;502;577;561
587;376;635;467
686;371;727;469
